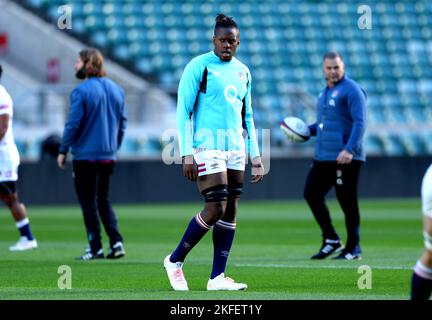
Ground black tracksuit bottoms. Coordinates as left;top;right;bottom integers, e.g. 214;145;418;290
73;160;123;253
304;160;363;253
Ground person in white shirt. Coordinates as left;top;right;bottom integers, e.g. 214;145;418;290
0;64;37;251
411;164;432;300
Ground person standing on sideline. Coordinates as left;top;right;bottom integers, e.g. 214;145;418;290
164;14;264;291
304;52;367;260
410;164;432;300
57;48;127;260
0;65;37;251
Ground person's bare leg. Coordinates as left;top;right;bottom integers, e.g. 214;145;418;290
210;170;243;279
411;215;432;300
1;193;27;222
2;192;37;251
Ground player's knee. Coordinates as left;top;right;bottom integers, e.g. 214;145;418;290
228;183;243;200
201;185;228;222
201;184;229;203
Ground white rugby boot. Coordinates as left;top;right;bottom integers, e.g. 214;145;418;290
207;273;247;291
9;236;38;251
164;254;189;291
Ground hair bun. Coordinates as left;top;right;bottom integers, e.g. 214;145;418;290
214;13;237;30
215;13;228;23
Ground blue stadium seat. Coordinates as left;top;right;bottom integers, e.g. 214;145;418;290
400;132;426;155
382;134;408;156
364;134;386;155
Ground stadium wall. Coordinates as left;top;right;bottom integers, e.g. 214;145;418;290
16;156;432;205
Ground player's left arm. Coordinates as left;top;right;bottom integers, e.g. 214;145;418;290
243;70;263;183
344;84;367;156
59;88;85;154
57;88;85;169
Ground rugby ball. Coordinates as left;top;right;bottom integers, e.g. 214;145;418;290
280;117;310;142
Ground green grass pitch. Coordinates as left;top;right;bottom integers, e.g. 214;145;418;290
0;199;423;300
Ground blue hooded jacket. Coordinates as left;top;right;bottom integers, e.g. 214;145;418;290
59;77;127;160
309;75;366;162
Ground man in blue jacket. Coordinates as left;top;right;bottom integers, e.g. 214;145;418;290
57;48;127;260
305;52;366;260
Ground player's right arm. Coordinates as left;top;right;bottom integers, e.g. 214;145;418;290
58;88;85;168
176;59;204;181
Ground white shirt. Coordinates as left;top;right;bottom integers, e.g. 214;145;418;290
0;84;20;181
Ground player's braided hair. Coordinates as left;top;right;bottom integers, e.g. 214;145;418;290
214;13;238;34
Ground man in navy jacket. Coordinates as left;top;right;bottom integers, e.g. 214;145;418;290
58;48;127;260
305;52;366;260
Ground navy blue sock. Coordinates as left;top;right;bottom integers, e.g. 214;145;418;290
170;213;211;263
411;262;432;300
16;218;34;240
211;220;236;279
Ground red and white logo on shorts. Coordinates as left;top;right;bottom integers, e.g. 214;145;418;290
197;163;206;173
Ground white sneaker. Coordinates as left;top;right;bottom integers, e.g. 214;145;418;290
9;237;38;251
207;273;248;291
164;254;189;291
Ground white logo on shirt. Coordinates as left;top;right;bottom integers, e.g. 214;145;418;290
329;99;336;107
224;85;238;103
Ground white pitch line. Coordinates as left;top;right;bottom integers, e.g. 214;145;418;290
234;263;413;270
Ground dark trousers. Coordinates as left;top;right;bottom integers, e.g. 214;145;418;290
73;161;123;253
304;160;363;253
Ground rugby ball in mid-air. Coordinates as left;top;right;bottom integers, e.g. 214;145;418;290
280;117;311;142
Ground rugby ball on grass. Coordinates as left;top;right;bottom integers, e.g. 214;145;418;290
280;117;310;142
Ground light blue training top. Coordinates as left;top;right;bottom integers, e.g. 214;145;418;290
176;51;260;159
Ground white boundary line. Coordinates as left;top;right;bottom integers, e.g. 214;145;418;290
234;263;413;270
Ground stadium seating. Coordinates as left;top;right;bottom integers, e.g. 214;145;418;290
18;0;432;156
